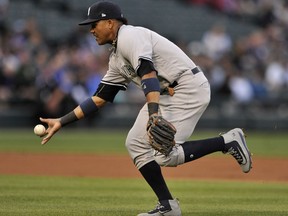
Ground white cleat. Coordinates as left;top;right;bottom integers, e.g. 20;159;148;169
137;199;181;216
221;128;252;173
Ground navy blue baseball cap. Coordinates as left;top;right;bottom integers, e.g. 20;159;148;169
79;1;127;25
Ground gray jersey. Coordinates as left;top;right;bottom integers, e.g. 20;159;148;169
96;24;210;169
101;25;196;91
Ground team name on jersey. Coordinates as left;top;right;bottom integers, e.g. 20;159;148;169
121;64;142;87
121;64;136;79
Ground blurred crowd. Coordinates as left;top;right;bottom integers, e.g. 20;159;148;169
184;0;288;29
0;0;112;118
0;0;288;119
183;0;288;104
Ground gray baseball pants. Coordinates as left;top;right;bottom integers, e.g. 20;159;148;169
126;70;211;169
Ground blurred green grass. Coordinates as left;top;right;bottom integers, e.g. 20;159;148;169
0;129;287;157
1;129;288;216
0;175;287;216
0;129;127;154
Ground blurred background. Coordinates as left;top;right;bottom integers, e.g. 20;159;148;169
0;0;287;130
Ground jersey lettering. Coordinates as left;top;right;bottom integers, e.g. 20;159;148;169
121;64;136;79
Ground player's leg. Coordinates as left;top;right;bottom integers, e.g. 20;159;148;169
158;119;252;173
132;71;210;215
181;129;252;173
154;71;212;167
155;71;252;173
126;105;181;216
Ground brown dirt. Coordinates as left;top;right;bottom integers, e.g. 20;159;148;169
0;152;287;182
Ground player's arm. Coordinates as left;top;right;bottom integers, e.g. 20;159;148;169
39;96;106;145
40;82;126;145
138;59;160;116
60;96;106;126
58;80;125;126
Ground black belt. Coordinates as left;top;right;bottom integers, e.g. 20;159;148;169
169;66;201;88
192;66;201;75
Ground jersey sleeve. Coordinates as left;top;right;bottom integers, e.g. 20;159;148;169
94;61;129;103
117;27;153;72
94;82;127;103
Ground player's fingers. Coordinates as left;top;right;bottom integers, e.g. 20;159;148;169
41;134;51;145
39;117;48;124
41;127;53;145
41;125;59;145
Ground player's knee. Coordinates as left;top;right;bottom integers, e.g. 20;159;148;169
125;131;147;158
154;155;180;167
154;145;185;167
125;135;155;169
201;83;211;106
154;156;176;167
125;132;134;152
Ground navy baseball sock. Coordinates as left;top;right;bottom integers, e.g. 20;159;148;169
182;136;225;163
139;160;173;201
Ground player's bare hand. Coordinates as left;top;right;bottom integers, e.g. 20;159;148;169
39;117;62;145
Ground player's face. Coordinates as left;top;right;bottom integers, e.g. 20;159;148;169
90;20;113;45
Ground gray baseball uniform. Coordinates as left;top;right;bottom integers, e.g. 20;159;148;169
99;25;211;169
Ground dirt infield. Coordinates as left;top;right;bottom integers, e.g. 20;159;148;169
1;152;287;182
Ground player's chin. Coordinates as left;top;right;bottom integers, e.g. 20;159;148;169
95;38;104;45
95;38;109;46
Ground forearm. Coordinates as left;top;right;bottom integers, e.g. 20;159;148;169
60;96;106;127
145;91;159;116
59;105;87;127
145;91;160;104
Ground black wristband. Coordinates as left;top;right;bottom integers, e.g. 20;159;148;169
147;102;159;116
60;111;78;127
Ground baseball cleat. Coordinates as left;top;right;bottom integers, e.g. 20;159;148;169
137;198;181;216
221;128;252;173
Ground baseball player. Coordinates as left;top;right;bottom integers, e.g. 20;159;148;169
40;1;252;216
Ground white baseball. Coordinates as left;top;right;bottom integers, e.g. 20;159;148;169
34;124;46;136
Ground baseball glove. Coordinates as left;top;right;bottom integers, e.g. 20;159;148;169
147;115;177;156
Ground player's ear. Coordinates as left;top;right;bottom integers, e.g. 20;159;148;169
107;19;114;29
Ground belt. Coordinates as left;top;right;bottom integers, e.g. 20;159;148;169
169;66;201;88
163;66;201;96
192;66;201;75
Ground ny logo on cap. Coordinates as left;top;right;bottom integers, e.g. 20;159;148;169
87;7;91;16
101;13;106;17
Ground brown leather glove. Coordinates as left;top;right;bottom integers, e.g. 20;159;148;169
147;115;177;156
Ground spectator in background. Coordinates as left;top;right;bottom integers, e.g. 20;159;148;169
0;18;44;103
201;23;232;61
35;45;109;118
265;57;288;93
274;0;288;27
229;71;254;104
35;48;72;117
0;0;8;27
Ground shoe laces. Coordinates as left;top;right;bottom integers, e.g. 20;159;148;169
228;147;243;164
148;202;163;214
